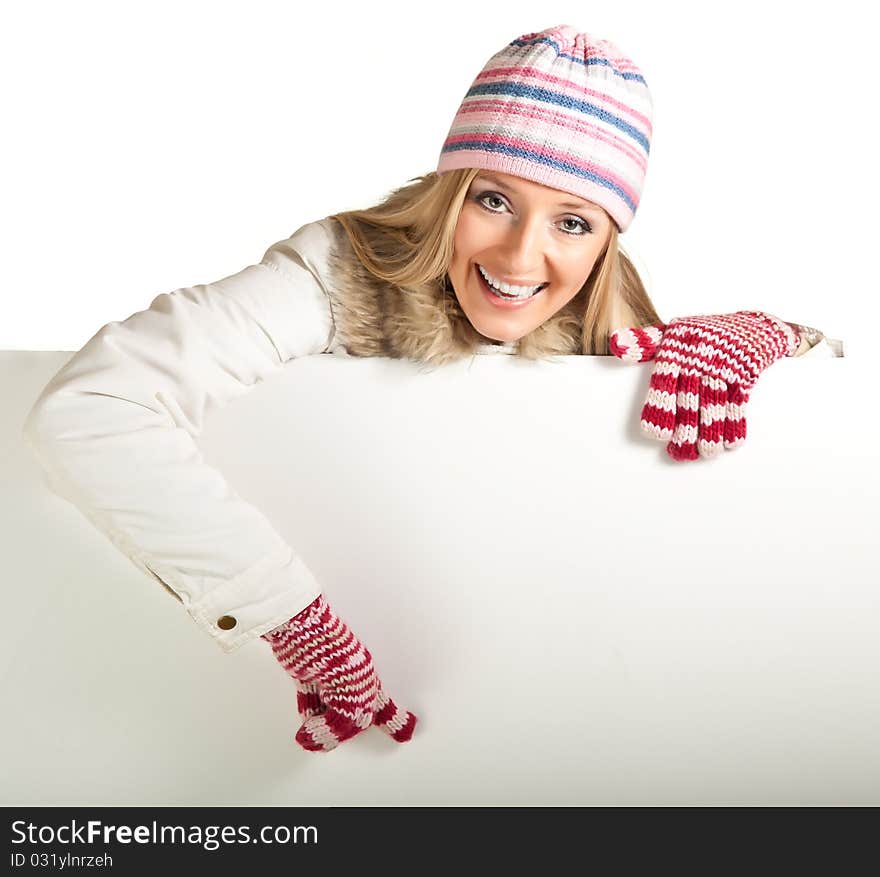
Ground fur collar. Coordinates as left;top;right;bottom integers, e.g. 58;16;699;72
323;218;587;366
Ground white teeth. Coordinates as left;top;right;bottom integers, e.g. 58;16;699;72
478;265;545;298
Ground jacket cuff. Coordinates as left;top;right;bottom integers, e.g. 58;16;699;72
784;321;831;357
188;545;323;653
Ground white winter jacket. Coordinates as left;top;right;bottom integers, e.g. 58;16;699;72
21;217;843;653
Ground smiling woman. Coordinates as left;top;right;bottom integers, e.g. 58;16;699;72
447;170;617;343
324;162;662;362
321;25;665;361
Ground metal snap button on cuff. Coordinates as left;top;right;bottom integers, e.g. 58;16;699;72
217;615;237;630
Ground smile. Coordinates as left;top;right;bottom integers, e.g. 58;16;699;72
477;264;547;299
475;264;547;309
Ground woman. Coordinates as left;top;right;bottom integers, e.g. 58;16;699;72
22;24;834;754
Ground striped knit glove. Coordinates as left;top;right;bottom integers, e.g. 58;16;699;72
609;311;801;461
261;595;417;752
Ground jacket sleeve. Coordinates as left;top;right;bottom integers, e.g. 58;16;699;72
787;321;845;358
22;218;340;654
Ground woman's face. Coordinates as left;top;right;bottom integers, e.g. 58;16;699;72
447;171;613;343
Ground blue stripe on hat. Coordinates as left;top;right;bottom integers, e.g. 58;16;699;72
465;81;650;155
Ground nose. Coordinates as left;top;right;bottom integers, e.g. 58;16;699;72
495;215;547;278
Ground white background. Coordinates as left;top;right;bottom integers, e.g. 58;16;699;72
3;0;875;352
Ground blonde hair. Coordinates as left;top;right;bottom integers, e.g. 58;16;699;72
327;167;662;356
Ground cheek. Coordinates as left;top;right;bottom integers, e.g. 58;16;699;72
453;208;489;260
543;258;598;312
569;251;603;290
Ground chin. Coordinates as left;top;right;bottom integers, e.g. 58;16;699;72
474;325;521;344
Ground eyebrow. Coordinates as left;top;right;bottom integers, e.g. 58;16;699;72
474;173;603;214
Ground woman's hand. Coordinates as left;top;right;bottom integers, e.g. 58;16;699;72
609;311;801;461
262;595;417;752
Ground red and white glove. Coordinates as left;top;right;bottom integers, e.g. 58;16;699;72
261;595;417;752
609;311;801;461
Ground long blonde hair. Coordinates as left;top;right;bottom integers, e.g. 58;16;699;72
327;167;662;356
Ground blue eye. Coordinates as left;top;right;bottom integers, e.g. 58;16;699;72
474;191;593;236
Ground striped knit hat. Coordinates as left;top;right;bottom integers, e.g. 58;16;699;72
436;24;653;233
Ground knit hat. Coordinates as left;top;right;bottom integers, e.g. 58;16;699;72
436;24;653;233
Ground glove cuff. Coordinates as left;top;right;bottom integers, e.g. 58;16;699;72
261;595;325;641
746;311;802;357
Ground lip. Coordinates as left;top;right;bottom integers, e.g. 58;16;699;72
475;264;545;309
478;265;546;287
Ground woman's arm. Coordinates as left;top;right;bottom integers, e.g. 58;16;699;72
22;219;340;653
